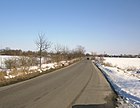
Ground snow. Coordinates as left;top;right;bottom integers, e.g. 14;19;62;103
41;63;56;69
1;62;65;79
4;75;16;79
29;66;38;71
0;55;18;68
95;57;140;108
0;55;77;80
104;57;140;70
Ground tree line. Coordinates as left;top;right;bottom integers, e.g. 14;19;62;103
0;33;86;69
0;48;37;56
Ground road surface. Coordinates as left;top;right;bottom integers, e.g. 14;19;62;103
0;60;116;108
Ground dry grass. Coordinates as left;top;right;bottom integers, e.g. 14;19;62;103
126;66;137;71
0;59;78;87
0;72;6;81
103;62;113;67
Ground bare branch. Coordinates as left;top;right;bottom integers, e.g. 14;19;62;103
35;33;51;68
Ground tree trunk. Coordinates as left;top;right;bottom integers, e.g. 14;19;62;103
39;48;42;69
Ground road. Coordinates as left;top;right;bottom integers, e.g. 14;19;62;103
0;60;116;108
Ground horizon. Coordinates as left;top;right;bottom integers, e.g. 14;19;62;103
0;47;140;56
0;0;140;55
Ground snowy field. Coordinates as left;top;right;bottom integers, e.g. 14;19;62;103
104;57;140;70
0;55;18;68
95;57;140;108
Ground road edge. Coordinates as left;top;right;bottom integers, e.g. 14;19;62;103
92;61;118;108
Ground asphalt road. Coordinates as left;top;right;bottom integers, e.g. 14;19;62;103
0;60;116;108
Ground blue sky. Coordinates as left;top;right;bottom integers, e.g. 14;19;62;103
0;0;140;54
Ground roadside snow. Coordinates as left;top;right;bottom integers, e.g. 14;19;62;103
95;57;140;108
2;62;66;79
96;63;140;107
0;55;76;79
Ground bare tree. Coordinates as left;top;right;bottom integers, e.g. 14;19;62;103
4;58;19;71
53;44;70;63
35;33;51;68
62;46;69;61
75;45;86;58
91;52;97;60
54;44;63;63
18;56;32;74
54;44;62;54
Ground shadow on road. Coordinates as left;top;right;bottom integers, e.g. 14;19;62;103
72;104;113;108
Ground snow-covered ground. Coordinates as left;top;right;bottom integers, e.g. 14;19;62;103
0;55;76;80
104;57;140;70
0;55;18;68
95;57;140;108
0;55;50;69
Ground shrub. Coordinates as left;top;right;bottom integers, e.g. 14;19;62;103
4;58;19;71
126;66;137;71
0;72;6;81
103;62;113;67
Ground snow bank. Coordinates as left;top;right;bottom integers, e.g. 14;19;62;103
95;62;140;108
